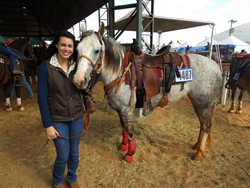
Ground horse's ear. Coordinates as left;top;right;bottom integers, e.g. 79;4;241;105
98;22;105;37
80;24;86;34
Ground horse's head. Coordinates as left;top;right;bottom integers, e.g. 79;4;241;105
23;37;33;57
10;37;33;58
74;22;105;89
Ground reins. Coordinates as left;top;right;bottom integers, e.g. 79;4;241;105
45;99;91;145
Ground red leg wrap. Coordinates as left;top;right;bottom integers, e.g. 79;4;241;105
125;139;136;163
120;130;128;151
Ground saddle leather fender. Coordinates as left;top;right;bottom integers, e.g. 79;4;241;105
142;66;160;104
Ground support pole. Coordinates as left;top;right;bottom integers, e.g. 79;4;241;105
209;24;214;59
150;0;154;50
220;67;229;106
136;0;142;46
108;0;114;37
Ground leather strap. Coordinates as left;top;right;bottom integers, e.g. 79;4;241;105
104;77;121;95
180;54;188;68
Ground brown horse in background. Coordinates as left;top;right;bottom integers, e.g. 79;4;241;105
226;53;250;113
0;37;33;111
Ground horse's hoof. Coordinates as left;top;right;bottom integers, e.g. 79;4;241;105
17;105;25;112
192;151;203;160
236;110;242;114
6;107;13;112
125;154;133;163
119;143;128;151
5;104;13;112
228;108;235;113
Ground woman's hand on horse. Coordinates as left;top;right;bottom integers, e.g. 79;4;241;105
46;126;59;140
96;63;104;74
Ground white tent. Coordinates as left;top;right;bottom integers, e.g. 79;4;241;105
218;35;250;53
169;41;180;52
196;38;219;47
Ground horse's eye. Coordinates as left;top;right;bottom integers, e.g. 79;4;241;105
95;50;99;54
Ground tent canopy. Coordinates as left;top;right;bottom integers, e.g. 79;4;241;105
113;15;214;33
218;35;250;46
109;1;214;33
0;0;108;37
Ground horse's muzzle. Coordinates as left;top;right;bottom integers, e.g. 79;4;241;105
73;76;88;89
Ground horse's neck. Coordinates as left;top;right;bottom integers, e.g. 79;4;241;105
11;43;25;54
101;65;123;87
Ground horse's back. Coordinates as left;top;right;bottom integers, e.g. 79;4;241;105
167;54;222;105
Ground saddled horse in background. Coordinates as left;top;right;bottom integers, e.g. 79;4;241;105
74;23;222;163
225;53;250;113
0;37;33;111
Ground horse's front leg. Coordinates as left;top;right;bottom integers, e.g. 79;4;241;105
118;110;136;163
228;86;237;113
236;89;246;114
28;69;33;84
34;69;38;83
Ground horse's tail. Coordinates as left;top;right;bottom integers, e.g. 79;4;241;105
207;102;216;148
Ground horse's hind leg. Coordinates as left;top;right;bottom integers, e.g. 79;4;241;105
3;84;13;112
236;89;246;114
189;99;215;160
15;85;25;112
228;86;237;113
118;111;135;163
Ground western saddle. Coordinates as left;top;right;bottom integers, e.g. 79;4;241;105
0;53;23;86
128;44;189;116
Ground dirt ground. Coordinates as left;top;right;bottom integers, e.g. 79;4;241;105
0;80;250;188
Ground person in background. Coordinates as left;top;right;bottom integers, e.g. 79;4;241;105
37;31;83;188
37;40;47;66
4;38;14;46
205;42;211;51
0;38;22;74
185;45;191;54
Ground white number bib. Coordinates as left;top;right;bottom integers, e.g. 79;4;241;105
175;68;193;83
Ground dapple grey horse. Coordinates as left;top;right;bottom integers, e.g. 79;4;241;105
74;23;222;163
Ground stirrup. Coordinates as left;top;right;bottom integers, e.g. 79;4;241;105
225;81;231;89
142;100;154;117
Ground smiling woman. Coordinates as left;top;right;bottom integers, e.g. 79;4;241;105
37;30;83;188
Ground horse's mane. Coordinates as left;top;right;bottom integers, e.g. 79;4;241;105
80;30;125;75
102;36;125;74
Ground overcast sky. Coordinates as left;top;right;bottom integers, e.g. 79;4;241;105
70;0;250;46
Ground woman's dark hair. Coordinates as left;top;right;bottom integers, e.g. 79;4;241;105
46;30;77;63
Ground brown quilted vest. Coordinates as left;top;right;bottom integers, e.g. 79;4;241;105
45;61;84;122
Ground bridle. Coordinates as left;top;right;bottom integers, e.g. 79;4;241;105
76;32;104;93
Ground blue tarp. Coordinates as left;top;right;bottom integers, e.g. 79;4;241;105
178;46;206;53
